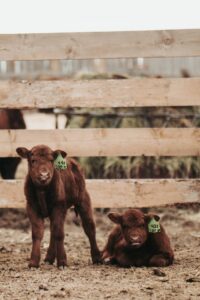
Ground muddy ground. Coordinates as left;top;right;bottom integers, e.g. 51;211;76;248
0;207;200;300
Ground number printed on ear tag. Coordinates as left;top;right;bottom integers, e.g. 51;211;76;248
54;153;67;170
148;218;161;233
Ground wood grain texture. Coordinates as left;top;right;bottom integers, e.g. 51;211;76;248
1;128;200;157
0;29;200;60
0;179;199;208
0;78;200;108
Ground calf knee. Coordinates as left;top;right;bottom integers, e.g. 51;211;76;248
32;229;43;241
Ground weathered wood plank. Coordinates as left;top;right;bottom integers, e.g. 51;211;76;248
0;29;200;61
0;78;200;108
0;128;200;157
0;179;199;208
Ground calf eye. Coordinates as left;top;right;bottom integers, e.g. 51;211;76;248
31;159;36;164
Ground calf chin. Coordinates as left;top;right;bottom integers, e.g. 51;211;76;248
129;242;143;249
35;177;52;187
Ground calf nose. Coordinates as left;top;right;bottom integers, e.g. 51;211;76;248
40;171;50;180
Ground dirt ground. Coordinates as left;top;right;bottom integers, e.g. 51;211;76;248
0;207;200;300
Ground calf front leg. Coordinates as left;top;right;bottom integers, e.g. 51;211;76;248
51;206;67;268
76;191;102;264
27;206;44;268
102;227;121;263
44;222;56;264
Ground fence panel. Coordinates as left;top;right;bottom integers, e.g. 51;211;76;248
0;78;200;108
0;128;200;157
0;179;199;208
0;29;200;61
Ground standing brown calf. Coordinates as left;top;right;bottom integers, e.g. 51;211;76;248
102;209;174;267
16;144;101;268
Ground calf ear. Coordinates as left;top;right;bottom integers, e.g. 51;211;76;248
53;150;67;159
108;212;122;224
16;147;30;158
145;213;160;222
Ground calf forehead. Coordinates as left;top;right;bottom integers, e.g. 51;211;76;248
31;145;53;157
123;209;144;224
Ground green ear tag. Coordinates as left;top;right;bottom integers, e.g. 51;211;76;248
54;153;67;170
148;218;161;233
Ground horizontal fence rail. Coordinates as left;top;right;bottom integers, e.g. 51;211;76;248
1;78;200;108
0;179;199;208
0;29;200;61
1;128;200;157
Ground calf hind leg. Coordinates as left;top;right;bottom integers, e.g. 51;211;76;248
77;191;102;264
148;254;173;267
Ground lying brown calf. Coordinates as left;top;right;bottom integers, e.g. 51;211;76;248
16;145;101;268
102;209;174;267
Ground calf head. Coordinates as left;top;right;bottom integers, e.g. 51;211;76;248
108;209;160;248
16;145;67;187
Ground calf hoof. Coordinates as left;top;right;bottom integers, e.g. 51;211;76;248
92;252;103;264
57;259;67;269
28;260;39;269
44;256;55;265
58;265;66;270
103;257;112;265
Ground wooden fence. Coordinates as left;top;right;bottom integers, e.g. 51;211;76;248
0;29;200;208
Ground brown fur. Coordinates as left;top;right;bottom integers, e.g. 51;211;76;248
0;109;26;179
16;144;101;268
102;209;174;267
